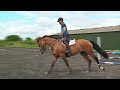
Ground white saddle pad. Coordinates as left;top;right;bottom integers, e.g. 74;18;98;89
69;39;76;46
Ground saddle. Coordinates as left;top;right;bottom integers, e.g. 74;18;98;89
69;39;76;46
62;39;76;46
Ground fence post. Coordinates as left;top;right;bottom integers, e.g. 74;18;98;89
97;37;101;60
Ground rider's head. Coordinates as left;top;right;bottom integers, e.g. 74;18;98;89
57;17;63;24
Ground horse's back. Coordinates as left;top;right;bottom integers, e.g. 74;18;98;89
75;39;93;47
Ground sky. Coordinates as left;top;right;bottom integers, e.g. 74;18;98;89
0;11;120;40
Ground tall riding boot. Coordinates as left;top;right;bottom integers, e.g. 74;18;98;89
66;45;72;57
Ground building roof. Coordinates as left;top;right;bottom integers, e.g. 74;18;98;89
54;25;120;35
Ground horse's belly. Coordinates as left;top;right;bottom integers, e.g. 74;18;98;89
70;45;80;56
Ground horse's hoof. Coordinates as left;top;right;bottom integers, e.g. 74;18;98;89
68;70;72;74
84;70;91;73
88;70;91;72
102;68;105;70
45;71;51;74
68;69;71;72
44;72;49;75
100;67;105;70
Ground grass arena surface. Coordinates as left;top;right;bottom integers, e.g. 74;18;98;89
0;47;120;79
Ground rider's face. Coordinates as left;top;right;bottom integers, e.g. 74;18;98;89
58;20;63;25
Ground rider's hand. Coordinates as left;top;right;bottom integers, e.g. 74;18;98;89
59;34;63;39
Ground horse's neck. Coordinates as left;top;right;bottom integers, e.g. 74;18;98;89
45;37;56;47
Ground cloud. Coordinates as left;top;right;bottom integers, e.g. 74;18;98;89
16;11;38;18
0;11;120;40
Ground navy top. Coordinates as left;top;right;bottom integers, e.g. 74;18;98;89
61;22;69;35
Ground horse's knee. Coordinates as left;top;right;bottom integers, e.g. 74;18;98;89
59;53;65;58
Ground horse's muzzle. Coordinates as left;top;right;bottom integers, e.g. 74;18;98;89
40;48;46;54
41;51;44;54
40;50;44;54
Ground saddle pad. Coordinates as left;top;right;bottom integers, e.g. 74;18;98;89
69;39;76;46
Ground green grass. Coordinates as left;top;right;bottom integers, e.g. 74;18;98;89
0;40;39;48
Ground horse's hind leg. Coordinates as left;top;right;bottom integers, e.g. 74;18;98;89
61;54;72;73
91;54;105;70
47;55;58;74
80;51;92;72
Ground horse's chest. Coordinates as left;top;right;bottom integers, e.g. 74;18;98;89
52;50;58;55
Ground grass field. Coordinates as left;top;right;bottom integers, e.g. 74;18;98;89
0;40;119;51
0;40;38;48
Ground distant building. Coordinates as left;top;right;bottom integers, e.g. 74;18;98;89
50;25;120;50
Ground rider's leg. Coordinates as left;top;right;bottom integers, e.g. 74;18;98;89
63;34;72;56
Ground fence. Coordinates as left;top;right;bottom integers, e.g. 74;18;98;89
96;37;120;65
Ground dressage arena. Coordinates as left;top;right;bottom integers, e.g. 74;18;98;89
1;47;120;79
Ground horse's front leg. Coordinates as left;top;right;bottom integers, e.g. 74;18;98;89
61;55;72;74
47;55;58;74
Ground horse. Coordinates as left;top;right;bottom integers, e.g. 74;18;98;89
36;35;109;74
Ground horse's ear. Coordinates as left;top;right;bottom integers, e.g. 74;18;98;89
36;37;41;43
36;37;39;41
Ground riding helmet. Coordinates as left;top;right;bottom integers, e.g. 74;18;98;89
57;17;63;22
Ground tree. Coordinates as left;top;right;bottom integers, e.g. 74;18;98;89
5;35;22;41
25;37;32;41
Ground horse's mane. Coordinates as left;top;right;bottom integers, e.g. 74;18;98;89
36;35;48;42
39;35;49;39
36;35;57;42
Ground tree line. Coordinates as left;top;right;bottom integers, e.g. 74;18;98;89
4;35;33;41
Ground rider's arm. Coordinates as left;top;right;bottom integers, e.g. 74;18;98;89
61;25;67;35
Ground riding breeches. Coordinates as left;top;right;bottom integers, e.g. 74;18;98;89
62;34;70;45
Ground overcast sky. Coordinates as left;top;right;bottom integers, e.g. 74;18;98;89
0;11;120;40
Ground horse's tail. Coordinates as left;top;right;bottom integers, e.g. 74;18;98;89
89;40;109;59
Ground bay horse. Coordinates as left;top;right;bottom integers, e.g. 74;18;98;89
36;35;109;74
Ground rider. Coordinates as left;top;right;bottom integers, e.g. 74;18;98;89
57;17;72;57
